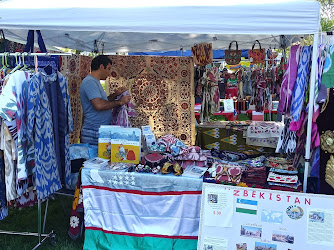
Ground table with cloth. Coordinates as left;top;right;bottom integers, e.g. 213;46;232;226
196;121;256;152
81;166;203;250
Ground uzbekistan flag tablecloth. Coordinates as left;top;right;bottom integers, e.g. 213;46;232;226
81;167;203;250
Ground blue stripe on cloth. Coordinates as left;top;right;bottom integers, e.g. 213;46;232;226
237;199;258;206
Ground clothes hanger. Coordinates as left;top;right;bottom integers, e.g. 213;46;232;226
10;52;23;74
0;52;9;72
289;36;305;47
20;52;29;71
0;53;6;72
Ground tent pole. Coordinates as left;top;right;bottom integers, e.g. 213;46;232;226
303;33;319;193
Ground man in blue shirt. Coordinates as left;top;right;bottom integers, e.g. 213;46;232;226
80;55;131;145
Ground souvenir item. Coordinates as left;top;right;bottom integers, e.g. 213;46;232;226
141;153;167;168
248;40;265;64
267;172;298;184
161;162;173;174
325;155;334;189
214;163;244;184
320;130;334;154
225;41;241;65
172;163;183;176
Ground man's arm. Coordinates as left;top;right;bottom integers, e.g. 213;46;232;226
91;95;131;111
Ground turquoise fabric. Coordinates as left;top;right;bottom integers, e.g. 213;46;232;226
84;229;198;250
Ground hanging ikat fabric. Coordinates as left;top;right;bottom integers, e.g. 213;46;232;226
278;45;301;114
290;46;312;122
105;55;195;146
191;43;213;66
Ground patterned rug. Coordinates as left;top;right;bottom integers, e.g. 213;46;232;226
60;55;92;144
105;55;195;146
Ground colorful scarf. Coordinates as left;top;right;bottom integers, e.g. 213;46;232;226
278;45;301;114
290;46;312;121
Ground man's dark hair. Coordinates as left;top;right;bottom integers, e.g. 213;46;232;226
91;55;112;71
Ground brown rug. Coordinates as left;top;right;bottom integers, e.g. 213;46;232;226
105;55;195;145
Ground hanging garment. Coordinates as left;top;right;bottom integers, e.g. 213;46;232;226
27;72;62;200
0;153;8;220
201;67;220;122
3;121;18;201
242;68;252;96
313;44;327;120
0;71;34;181
290;46;312;121
275;117;297;155
278;45;301;114
43;70;73;188
321;44;334;88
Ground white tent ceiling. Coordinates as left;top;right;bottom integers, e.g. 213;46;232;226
0;0;321;53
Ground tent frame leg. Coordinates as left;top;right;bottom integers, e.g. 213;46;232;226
0;199;55;249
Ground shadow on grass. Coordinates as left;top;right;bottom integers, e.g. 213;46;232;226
0;195;83;249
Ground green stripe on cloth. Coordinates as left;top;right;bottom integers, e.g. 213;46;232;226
84;229;198;250
236;207;257;215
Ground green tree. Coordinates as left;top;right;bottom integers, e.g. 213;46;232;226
319;0;334;31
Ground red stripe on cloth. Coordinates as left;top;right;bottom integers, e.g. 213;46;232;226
86;226;198;240
82;185;202;196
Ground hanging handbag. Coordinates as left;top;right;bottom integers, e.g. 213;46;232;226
225;41;241;65
249;40;265;64
0;30;8;53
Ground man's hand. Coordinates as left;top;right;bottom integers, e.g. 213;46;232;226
114;87;128;96
119;95;131;105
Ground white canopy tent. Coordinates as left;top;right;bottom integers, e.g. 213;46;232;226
0;0;322;192
0;0;320;52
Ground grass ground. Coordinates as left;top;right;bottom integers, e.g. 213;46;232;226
0;195;84;249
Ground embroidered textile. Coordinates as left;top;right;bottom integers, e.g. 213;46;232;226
267;172;298;184
68;168;84;240
246;137;279;149
247;121;283;139
60;55;92;144
105;55;195;145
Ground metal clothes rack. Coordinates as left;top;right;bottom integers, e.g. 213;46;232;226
0;52;72;249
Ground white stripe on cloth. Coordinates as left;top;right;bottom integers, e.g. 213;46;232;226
83;187;201;237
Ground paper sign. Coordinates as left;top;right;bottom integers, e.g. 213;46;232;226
204;187;233;227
